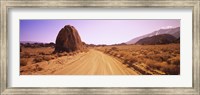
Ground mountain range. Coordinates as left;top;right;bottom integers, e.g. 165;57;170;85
135;34;177;45
126;27;180;44
20;41;43;44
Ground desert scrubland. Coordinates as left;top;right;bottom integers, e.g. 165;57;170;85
95;44;180;75
20;43;179;75
20;25;180;75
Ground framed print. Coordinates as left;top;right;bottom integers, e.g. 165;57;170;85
0;0;199;95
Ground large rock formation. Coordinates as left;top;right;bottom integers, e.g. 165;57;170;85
54;25;83;52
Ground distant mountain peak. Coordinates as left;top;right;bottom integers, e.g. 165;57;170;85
20;41;44;44
135;34;177;45
160;26;174;29
126;27;180;44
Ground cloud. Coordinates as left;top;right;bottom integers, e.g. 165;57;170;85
161;26;174;29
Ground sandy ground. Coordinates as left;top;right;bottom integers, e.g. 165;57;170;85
29;49;138;75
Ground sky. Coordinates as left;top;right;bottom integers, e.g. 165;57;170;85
20;20;180;45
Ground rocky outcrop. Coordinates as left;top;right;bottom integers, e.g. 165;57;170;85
54;25;83;52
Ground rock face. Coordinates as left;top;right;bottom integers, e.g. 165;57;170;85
54;25;83;52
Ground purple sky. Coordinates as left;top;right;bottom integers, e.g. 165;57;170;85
20;20;180;45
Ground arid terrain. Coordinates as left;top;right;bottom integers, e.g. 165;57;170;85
96;44;180;75
20;25;180;75
20;43;179;75
20;46;137;75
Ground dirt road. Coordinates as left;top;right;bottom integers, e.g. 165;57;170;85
49;49;137;75
29;49;138;75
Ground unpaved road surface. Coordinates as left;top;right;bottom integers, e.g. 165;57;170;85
31;49;138;75
53;49;138;75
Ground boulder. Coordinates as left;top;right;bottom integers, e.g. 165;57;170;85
54;25;83;52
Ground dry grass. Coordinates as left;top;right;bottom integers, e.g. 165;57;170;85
20;44;179;75
20;46;89;64
20;52;31;58
43;55;55;61
96;44;180;75
20;46;89;75
20;58;28;66
34;56;43;63
167;56;180;65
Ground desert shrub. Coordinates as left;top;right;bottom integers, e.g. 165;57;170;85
160;54;171;61
21;52;31;58
76;50;80;53
147;54;171;62
130;57;137;63
73;51;77;55
135;55;145;62
161;64;180;75
111;52;115;56
53;53;58;58
172;49;180;54
39;52;45;55
111;47;118;51
147;51;154;56
64;53;69;56
57;52;68;57
58;52;65;56
20;59;28;66
35;64;43;71
37;67;43;71
151;55;162;62
131;53;137;56
123;55;136;67
145;59;160;69
124;59;131;65
127;58;137;67
34;56;43;63
43;55;52;61
29;53;37;56
158;62;169;70
119;51;127;57
140;50;148;55
146;60;169;70
161;48;168;52
145;59;180;75
167;56;180;65
132;56;143;63
69;52;76;56
62;52;68;56
112;52;119;57
58;53;62;57
52;55;56;59
68;52;73;56
153;50;160;54
170;53;177;57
